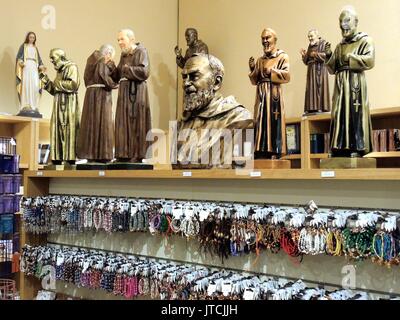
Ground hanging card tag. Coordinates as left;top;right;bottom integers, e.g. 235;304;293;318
222;283;232;297
199;210;209;222
207;284;217;296
243;289;255;301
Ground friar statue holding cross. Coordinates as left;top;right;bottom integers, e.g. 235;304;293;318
325;6;375;158
249;28;290;160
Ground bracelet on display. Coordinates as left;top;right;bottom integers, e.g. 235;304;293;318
21;196;400;267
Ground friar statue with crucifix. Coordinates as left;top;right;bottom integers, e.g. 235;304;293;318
249;28;290;159
325;6;375;158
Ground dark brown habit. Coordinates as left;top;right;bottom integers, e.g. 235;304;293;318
77;50;117;162
303;39;331;113
112;44;151;162
249;50;290;159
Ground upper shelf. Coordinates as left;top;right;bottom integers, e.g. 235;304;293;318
302;107;400;122
25;168;400;181
0;114;33;124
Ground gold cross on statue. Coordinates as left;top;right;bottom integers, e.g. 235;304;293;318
273;109;280;121
353;100;361;113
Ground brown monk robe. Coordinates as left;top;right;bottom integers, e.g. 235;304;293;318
302;33;331;114
249;28;290;160
112;44;151;162
77;50;118;162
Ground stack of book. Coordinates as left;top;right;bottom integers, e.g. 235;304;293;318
310;133;330;154
373;129;400;152
0;137;16;156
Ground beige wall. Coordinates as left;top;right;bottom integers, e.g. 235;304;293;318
178;0;400;118
2;0;400;125
0;0;178;129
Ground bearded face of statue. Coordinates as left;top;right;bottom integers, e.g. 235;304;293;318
118;31;134;54
182;55;217;113
308;30;319;46
261;29;277;57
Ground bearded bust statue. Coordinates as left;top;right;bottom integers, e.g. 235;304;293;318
171;53;254;169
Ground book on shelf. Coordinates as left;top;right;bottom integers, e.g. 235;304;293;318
0;137;16;156
388;129;400;152
286;124;301;154
310;134;325;154
324;133;330;154
372;129;400;153
38;144;50;165
379;129;388;152
395;129;400;151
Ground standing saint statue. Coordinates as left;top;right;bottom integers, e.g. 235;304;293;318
111;29;152;164
16;32;46;118
77;45;118;163
325;6;375;158
40;49;81;165
301;29;330;114
175;28;209;69
249;28;290;159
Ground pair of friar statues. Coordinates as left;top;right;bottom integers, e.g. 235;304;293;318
37;6;374;168
39;29;151;165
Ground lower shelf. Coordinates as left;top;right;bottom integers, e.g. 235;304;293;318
365;152;400;158
24;168;400;181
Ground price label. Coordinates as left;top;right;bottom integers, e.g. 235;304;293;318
243;289;255;300
36;171;43;176
183;171;192;177
250;171;262;178
222;283;232;297
321;171;335;178
207;284;217;296
99;171;106;177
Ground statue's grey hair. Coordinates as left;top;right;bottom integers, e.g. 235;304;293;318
50;48;67;61
99;44;115;57
119;29;135;41
191;53;225;80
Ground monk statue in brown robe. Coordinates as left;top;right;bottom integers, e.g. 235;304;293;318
171;53;253;169
77;45;118;164
325;6;375;158
175;28;209;69
249;28;290;160
301;29;331;114
111;29;152;165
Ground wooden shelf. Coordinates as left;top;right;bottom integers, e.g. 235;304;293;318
310;153;329;159
0;114;32;124
24;168;400;181
283;154;301;160
286;117;302;125
302;113;331;122
19;163;29;169
365;152;400;158
371;107;400;118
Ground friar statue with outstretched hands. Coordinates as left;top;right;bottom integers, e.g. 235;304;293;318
249;28;290;160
